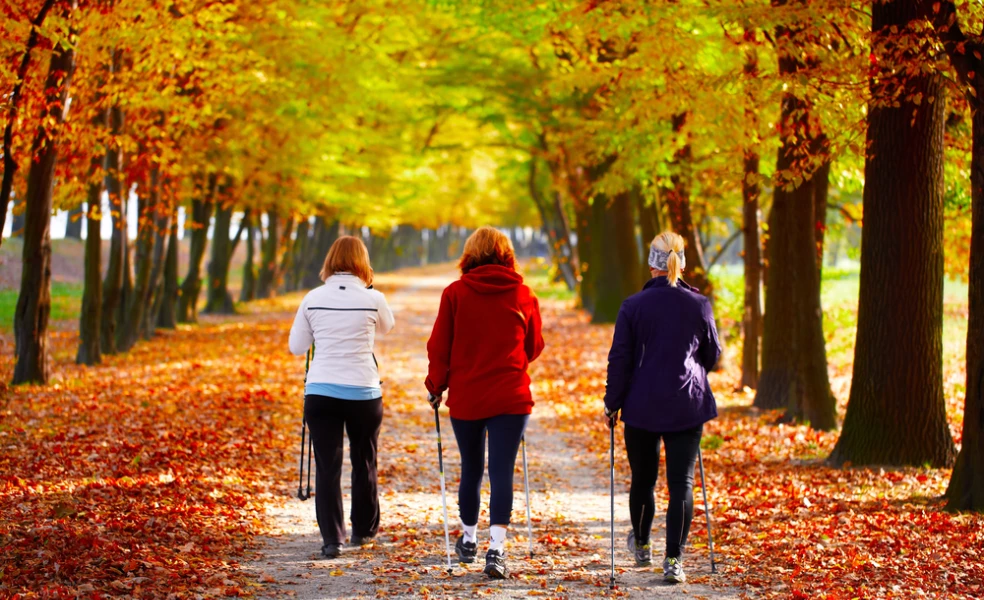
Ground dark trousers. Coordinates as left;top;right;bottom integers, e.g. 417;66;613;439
304;395;383;546
624;423;703;558
450;413;529;526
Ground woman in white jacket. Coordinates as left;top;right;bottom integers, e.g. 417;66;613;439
289;235;395;559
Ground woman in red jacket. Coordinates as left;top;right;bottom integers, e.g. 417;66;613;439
425;226;545;579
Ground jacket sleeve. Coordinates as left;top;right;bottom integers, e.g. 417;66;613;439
425;286;454;396
525;294;545;362
375;291;395;335
698;297;722;371
288;296;313;356
603;303;635;412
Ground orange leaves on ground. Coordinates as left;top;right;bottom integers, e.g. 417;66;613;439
0;313;299;598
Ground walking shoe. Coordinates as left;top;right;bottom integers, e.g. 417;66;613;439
626;530;652;567
349;535;374;547
455;535;477;564
483;549;508;579
663;556;686;584
320;544;341;559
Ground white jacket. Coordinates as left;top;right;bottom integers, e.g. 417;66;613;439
288;273;395;387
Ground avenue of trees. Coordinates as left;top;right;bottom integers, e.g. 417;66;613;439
1;0;981;511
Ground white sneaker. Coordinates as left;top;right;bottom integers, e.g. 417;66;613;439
663;556;685;583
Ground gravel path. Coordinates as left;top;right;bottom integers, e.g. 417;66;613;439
246;268;741;599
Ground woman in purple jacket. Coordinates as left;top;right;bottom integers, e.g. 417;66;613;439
603;231;721;584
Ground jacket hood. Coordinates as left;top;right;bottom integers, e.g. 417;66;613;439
460;264;524;294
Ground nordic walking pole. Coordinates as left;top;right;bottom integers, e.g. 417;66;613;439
298;346;314;501
609;423;616;590
521;435;534;559
431;398;453;575
697;447;717;574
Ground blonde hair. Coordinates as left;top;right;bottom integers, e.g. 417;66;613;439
320;236;374;286
652;231;686;287
458;226;517;274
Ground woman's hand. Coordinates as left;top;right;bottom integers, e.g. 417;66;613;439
427;393;443;409
604;406;619;429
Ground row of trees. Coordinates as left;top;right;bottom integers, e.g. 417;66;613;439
1;0;981;510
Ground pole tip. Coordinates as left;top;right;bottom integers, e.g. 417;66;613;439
447;568;453;576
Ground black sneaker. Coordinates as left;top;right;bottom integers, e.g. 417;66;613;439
483;549;508;579
455;536;477;563
321;543;341;559
350;535;374;547
626;530;652;567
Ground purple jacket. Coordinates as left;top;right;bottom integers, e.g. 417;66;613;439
603;277;721;433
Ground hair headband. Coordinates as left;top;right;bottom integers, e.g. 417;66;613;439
648;245;686;272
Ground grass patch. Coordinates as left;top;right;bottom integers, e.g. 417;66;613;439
0;282;84;331
523;257;577;303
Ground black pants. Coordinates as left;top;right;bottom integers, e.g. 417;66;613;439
304;395;383;546
624;423;703;559
450;414;529;526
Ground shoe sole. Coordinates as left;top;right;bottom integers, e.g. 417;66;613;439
664;575;686;584
483;565;508;579
456;553;476;564
635;558;653;567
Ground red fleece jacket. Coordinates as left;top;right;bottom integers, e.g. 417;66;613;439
425;265;545;420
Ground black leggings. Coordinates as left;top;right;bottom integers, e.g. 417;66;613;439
450;413;529;526
304;395;383;546
624;423;703;559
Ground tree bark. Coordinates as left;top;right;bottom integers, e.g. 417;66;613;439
256;209;280;299
529;159;576;290
665;113;712;298
240;213;257;302
157;220;179;328
276;216;297;288
590;190;641;323
741;150;763;390
302;217;339;289
118;166;160;352
753;7;836;430
814;157;831;269
0;0;58;249
176;174;216;322
13;15;75;385
204;201;236;314
933;0;984;510
64;205;83;239
144;201;172;339
287;218;310;292
99;67;126;355
831;0;956;467
77;186;103;365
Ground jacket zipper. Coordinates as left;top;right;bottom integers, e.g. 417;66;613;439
639;343;645;367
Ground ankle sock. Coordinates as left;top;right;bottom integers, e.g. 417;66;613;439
462;523;477;544
489;525;507;552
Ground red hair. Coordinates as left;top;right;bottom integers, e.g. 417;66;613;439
458;227;517;274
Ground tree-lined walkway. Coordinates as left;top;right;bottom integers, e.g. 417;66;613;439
247;268;736;599
1;265;981;598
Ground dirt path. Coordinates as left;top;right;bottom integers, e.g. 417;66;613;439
247;268;740;599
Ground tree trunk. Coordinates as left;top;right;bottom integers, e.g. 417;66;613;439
575;199;594;312
64;205;83;239
288;218;311;292
12;17;75;385
157;221;179;328
241;213;257;302
946;93;984;510
753;9;836;430
256;209;280;299
933;0;984;510
830;0;956;467
741;150;763;390
0;0;58;249
276;216;297;288
302;217;339;289
144;202;172;339
590;190;641;323
118;168;160;352
176;175;216;322
665;113;712;298
636;188;659;283
10;200;25;237
77;185;103;365
529;159;577;290
204;201;236;314
99;85;126;355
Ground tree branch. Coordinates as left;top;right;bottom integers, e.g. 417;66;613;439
707;229;742;270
